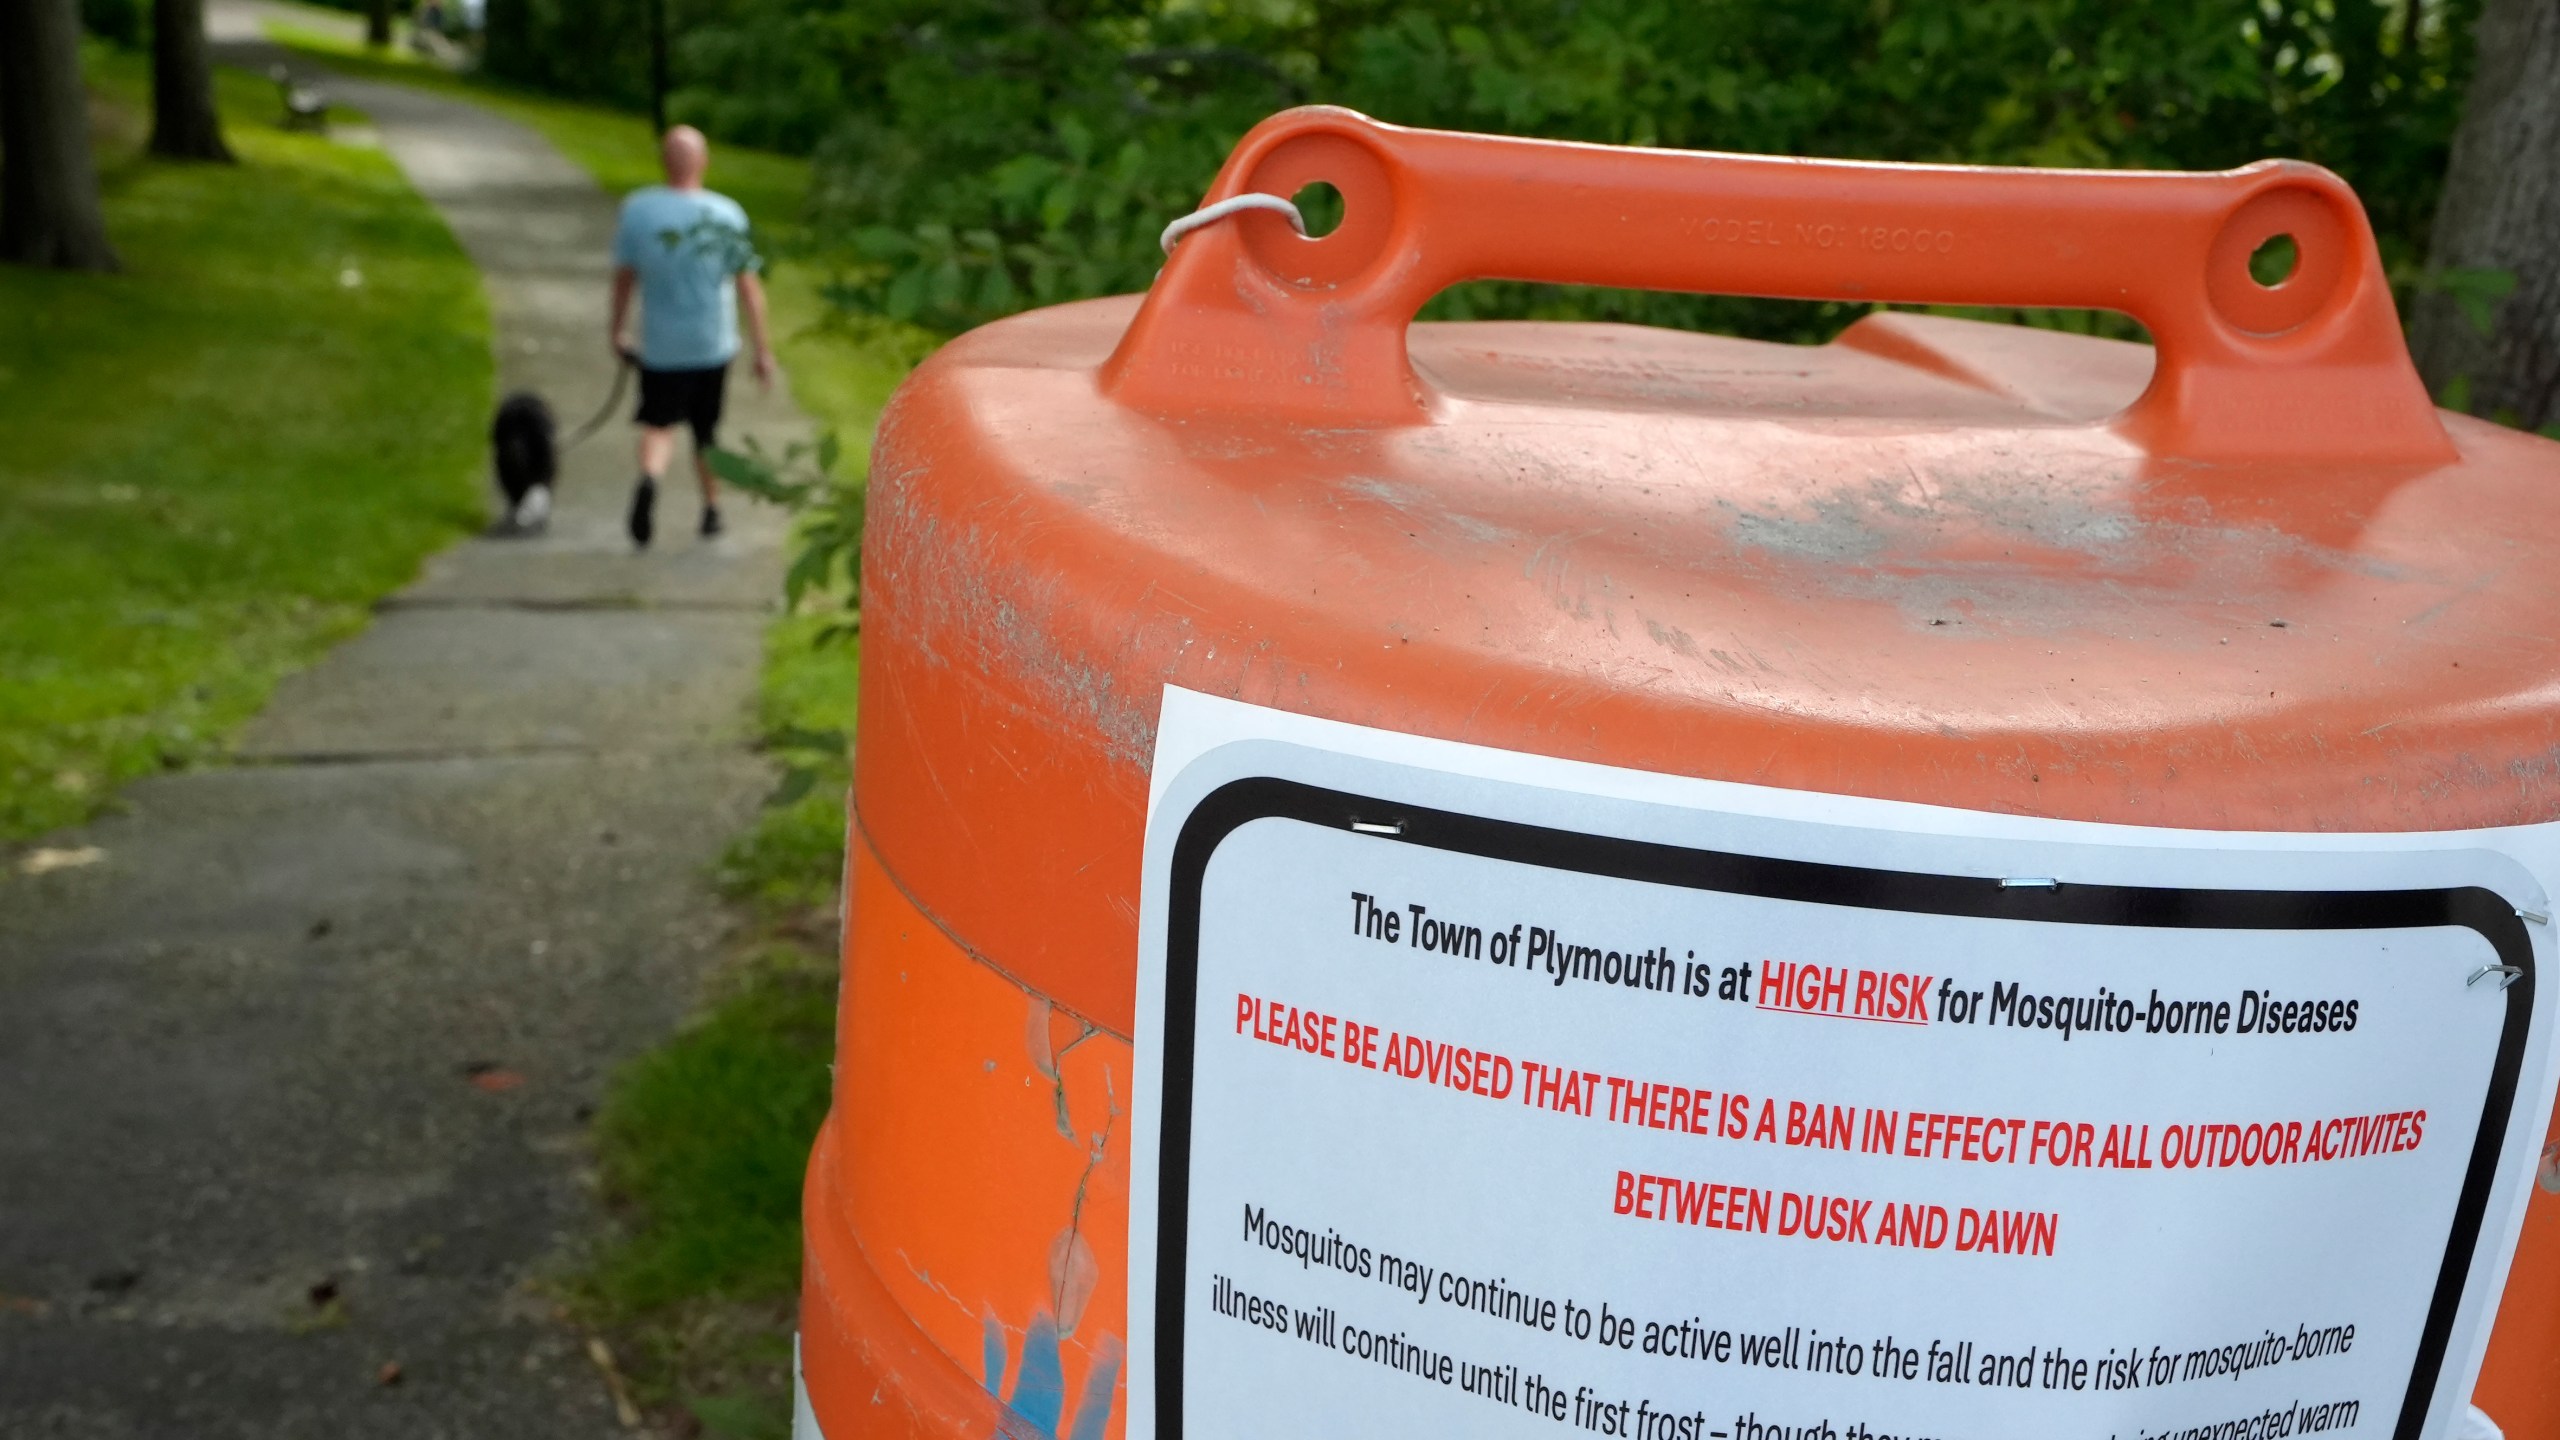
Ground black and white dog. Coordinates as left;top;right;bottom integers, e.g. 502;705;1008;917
490;390;557;531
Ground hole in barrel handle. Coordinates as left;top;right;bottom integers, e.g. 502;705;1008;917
2248;232;2299;289
1237;130;1396;289
1291;181;1344;239
2204;185;2345;337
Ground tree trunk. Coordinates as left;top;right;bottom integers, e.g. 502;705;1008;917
149;0;232;162
2410;0;2560;428
0;0;121;271
366;0;393;47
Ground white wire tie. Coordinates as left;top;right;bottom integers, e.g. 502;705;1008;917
1350;820;1405;836
2469;963;2524;990
1160;193;1307;255
2519;907;2550;925
1998;876;2059;890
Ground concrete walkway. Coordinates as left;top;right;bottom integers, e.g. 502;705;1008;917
0;12;802;1435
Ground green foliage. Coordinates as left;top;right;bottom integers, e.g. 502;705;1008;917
478;0;2483;343
2418;263;2518;338
796;0;1303;333
481;0;656;106
716;775;846;908
709;435;862;623
751;0;2480;343
80;0;145;48
2405;261;2515;410
1;50;488;840
483;0;790;121
706;440;863;897
668;0;867;153
687;1391;794;1440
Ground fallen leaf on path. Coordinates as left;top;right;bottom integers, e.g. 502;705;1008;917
585;1336;642;1429
20;847;103;876
466;1067;526;1094
289;1293;349;1335
0;1294;50;1317
377;1360;404;1387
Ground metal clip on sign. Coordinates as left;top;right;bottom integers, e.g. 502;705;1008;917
1109;106;2452;466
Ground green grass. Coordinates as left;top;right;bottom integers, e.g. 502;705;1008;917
0;47;489;840
717;619;863;916
586;957;835;1311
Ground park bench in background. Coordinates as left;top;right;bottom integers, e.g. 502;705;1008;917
269;65;328;131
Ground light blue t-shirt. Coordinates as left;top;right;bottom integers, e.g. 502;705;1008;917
613;185;757;371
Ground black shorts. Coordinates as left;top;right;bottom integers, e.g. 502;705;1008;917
635;363;729;447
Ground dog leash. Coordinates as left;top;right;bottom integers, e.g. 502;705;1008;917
558;349;640;452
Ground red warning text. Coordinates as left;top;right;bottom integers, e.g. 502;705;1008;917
1613;1170;2059;1257
1757;960;1934;1025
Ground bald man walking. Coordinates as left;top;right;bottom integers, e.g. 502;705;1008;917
608;126;775;547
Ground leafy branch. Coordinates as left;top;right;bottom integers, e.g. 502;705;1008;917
707;433;864;633
707;435;866;806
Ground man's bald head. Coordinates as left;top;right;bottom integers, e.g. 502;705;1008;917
661;126;708;188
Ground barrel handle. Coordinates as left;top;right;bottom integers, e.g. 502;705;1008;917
1101;106;2452;466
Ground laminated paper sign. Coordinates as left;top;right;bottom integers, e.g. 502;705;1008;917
1128;689;2560;1440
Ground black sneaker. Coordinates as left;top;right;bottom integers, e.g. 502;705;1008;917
627;475;657;549
699;505;723;539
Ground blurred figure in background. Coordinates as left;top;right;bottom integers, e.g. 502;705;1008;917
607;124;775;548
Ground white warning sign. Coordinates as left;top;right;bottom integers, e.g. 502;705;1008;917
1128;690;2558;1440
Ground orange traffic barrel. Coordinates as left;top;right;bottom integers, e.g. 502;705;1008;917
795;107;2560;1440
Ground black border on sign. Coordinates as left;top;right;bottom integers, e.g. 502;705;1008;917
1151;777;2536;1440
